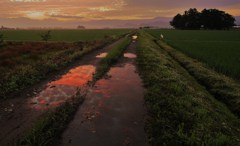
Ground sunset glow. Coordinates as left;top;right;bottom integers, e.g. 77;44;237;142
25;11;45;19
0;0;239;28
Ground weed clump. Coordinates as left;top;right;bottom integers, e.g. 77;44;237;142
40;30;51;42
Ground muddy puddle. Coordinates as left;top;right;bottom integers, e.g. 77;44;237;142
61;41;147;146
30;65;96;109
0;38;129;146
96;52;108;58
124;53;137;58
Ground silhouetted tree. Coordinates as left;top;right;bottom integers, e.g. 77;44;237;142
170;8;235;29
201;9;235;29
170;14;184;29
0;34;4;47
184;8;201;29
171;8;201;29
40;30;51;42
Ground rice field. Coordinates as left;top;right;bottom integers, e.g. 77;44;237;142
0;29;132;42
147;29;240;79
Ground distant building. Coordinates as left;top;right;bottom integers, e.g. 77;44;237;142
139;26;156;29
77;25;86;29
139;26;150;29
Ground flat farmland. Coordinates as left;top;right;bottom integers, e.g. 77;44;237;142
1;29;240;146
147;29;240;79
1;29;132;42
0;29;130;99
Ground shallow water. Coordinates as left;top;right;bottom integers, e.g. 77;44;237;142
0;38;126;146
30;65;96;109
61;49;147;145
96;52;108;58
124;53;137;58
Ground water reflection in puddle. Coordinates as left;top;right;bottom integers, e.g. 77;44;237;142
124;53;137;58
61;63;146;145
31;65;96;109
132;35;138;40
132;35;138;43
96;53;108;58
89;63;141;111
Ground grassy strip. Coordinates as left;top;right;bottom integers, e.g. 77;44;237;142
137;31;240;145
15;92;84;146
1;29;132;42
147;29;240;79
14;36;131;146
93;36;131;81
154;38;240;117
0;36;121;99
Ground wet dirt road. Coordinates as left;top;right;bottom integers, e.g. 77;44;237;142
61;40;148;146
0;39;122;146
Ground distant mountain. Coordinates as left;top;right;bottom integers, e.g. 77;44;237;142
122;17;171;28
0;17;172;29
1;16;239;28
90;17;172;28
235;16;240;25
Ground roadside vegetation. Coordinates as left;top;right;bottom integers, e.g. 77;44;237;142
153;38;240;117
93;36;131;81
137;31;240;145
0;33;4;47
40;30;52;42
0;29;132;42
148;29;240;116
0;36;120;99
148;29;240;80
14;35;131;146
15;91;85;146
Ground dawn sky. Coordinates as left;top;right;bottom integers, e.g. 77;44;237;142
0;0;240;28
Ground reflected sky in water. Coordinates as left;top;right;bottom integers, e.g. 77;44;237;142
31;65;96;109
96;53;108;58
61;63;146;145
124;53;137;58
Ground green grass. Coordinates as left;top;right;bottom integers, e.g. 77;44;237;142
0;29;132;42
154;39;240;117
147;29;240;79
0;37;117;99
15;92;85;146
14;35;131;146
137;31;240;146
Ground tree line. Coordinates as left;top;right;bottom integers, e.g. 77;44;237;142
170;8;236;29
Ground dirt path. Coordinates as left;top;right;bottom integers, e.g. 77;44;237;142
61;40;148;146
0;39;123;146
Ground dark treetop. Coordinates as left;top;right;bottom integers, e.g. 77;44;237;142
170;8;236;30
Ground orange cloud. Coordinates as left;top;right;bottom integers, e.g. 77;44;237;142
0;0;239;28
1;0;129;20
10;0;46;2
